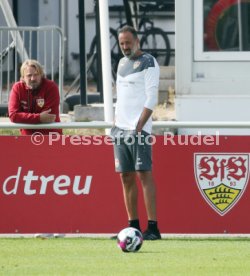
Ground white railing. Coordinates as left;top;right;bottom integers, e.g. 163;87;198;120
0;121;250;129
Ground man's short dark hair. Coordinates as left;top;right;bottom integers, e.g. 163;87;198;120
118;25;138;39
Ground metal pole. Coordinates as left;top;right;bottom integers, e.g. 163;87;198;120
237;0;243;51
3;121;250;130
239;2;248;51
123;0;134;27
78;0;87;105
99;0;113;123
60;0;68;77
95;0;103;102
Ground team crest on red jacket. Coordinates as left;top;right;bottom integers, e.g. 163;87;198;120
194;153;249;216
36;98;45;108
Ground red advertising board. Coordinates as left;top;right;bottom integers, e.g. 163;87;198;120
1;134;250;234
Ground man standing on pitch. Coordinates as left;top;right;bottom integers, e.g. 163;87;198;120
111;25;161;240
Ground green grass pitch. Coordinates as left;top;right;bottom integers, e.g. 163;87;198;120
1;237;250;275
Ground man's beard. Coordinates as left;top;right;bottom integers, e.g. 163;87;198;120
28;81;40;90
122;44;138;59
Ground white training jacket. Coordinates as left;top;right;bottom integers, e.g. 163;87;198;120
115;53;160;134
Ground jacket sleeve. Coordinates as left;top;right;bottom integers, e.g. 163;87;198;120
8;84;40;124
42;81;61;122
144;59;160;111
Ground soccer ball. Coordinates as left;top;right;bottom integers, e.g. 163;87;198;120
117;227;143;253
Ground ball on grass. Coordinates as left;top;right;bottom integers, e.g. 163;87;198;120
117;227;143;253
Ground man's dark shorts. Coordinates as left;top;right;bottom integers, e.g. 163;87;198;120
111;126;152;173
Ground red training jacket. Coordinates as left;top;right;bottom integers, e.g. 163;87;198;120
8;78;62;135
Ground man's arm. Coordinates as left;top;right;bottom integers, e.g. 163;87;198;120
8;85;41;123
136;107;153;132
136;60;160;132
39;109;56;123
41;81;61;123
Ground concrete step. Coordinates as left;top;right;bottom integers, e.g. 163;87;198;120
159;79;175;92
160;66;175;80
158;67;175;104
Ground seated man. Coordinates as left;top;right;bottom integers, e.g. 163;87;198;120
8;59;62;135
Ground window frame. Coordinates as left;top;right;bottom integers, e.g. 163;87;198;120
194;0;250;61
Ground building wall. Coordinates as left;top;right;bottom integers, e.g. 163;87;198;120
17;0;39;26
38;0;60;26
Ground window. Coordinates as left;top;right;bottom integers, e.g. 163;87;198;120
194;0;250;60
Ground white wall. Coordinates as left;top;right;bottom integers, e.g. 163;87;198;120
39;0;60;26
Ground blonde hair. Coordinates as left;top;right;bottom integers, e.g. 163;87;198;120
20;59;45;79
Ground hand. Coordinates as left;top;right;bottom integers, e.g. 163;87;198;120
136;123;143;133
39;109;56;123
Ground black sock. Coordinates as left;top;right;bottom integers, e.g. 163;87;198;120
128;219;141;232
148;220;158;232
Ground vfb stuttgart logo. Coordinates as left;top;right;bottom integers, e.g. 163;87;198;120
194;153;250;216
